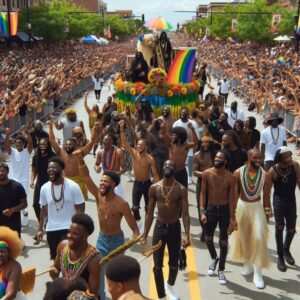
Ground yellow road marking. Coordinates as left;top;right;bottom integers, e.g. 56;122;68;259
148;238;202;299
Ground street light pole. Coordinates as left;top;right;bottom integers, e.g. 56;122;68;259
7;0;12;49
25;0;32;47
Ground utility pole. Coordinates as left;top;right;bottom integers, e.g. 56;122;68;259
7;0;12;49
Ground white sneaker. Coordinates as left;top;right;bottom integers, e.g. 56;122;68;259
218;271;228;285
165;282;179;300
207;257;219;276
241;261;254;276
188;177;193;185
137;220;144;233
253;268;264;289
21;211;29;227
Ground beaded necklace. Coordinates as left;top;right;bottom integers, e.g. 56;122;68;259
275;165;291;183
160;180;176;207
51;181;65;212
102;146;117;171
240;165;265;201
61;245;99;280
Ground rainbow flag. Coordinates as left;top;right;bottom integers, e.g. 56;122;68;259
297;16;300;34
0;12;18;36
166;49;196;84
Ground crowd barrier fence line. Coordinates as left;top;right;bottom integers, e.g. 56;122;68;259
207;66;296;136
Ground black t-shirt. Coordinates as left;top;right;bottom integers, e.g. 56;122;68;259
227;148;248;173
32;152;55;185
0;180;27;234
249;129;261;149
19;103;27;116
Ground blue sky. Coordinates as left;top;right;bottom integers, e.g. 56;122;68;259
107;0;200;28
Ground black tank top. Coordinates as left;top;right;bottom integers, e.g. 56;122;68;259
273;164;296;201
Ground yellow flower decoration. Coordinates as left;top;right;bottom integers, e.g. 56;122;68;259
181;87;187;95
130;87;137;96
167;90;173;97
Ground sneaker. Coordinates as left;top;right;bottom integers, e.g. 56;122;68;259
164;282;179;300
241;261;254;276
218;271;227;285
21;211;29;227
283;248;295;265
253;269;265;289
188;177;193;185
207;257;219;276
137;220;144;233
277;256;287;272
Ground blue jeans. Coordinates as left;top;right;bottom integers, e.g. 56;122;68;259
96;231;124;300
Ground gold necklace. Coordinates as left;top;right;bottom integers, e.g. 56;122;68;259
160;180;176;207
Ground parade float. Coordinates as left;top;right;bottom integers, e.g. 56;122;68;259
114;17;199;118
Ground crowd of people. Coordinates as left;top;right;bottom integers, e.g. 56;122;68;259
0;31;299;300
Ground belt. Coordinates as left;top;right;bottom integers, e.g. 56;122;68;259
134;179;151;184
156;220;180;228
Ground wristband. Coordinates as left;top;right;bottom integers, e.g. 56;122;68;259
200;208;206;214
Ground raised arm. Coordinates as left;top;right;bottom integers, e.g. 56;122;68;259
48;121;62;155
77;154;98;199
83;91;91;114
81;123;100;156
187;123;198;149
119;120;134;156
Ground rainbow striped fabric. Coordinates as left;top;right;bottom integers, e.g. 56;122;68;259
167;48;196;84
0;12;18;36
145;17;173;30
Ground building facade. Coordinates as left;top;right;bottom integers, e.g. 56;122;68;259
0;0;39;11
107;10;133;18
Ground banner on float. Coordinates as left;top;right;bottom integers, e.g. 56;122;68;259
0;12;18;36
271;13;281;33
231;19;238;32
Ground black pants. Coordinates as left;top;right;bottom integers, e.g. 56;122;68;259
220;93;229;104
47;229;68;260
273;195;297;256
175;168;188;189
94;89;101;99
153;220;181;299
33;182;43;221
132;180;152;221
204;204;230;271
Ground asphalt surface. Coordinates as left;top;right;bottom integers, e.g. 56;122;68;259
18;78;300;300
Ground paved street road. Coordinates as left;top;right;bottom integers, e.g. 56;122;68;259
18;79;300;300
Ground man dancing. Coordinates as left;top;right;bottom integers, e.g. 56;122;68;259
119;120;159;224
141;160;190;300
199;150;235;285
269;147;300;271
77;154;139;300
230;149;272;289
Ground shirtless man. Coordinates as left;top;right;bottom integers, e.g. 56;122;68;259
158;106;175;134
162;124;198;188
193;136;215;241
94;133;126;197
141;160;190;300
230;149;272;289
200;150;235;285
48;121;96;200
119;120;159;223
77;155;139;300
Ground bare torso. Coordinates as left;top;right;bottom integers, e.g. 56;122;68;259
97;193;125;235
169;144;189;170
153;180;183;224
61;151;80;177
194;152;214;174
205;168;233;206
132;152;153;181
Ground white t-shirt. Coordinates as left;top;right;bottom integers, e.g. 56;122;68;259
61;117;82;144
261;125;287;161
173;119;199;156
40;178;85;231
92;76;104;90
219;80;229;94
9;148;31;193
225;108;245;128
